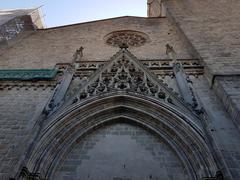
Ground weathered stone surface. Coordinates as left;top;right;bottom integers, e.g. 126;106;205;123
191;76;240;179
0;87;53;179
55;123;189;180
0;1;240;179
213;76;240;130
0;17;192;69
164;0;240;77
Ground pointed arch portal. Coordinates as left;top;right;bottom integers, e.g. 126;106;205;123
26;93;218;180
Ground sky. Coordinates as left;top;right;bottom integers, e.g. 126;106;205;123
0;0;147;28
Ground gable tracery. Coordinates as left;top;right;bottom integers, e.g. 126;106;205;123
66;58;203;78
75;49;181;106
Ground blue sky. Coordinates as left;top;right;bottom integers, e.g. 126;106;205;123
0;0;147;27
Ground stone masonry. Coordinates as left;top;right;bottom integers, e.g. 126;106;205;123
55;123;189;180
0;1;240;179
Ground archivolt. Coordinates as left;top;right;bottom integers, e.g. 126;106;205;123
26;92;218;179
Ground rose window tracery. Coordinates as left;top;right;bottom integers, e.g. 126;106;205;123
104;30;150;47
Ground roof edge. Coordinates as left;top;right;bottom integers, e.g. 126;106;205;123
38;16;165;30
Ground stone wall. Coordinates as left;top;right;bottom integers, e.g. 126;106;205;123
0;86;53;179
0;2;239;179
55;123;189;180
164;0;240;78
191;76;240;179
213;76;240;130
164;0;240;145
0;17;192;69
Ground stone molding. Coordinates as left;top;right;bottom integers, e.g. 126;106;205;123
17;49;217;179
68;49;202;116
25;93;218;179
67;58;203;77
0;81;57;91
0;69;57;81
18;167;42;180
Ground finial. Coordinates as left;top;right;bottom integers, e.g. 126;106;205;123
119;43;129;49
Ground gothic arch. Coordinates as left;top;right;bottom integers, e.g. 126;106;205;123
26;92;218;180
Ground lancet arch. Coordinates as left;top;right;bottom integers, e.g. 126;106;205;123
25;93;218;180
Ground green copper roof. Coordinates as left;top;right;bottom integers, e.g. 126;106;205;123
0;69;57;80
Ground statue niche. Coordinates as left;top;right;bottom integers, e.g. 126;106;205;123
147;0;162;17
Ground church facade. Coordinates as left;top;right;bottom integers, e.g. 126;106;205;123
0;0;240;179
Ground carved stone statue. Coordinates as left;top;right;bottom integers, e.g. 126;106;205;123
72;46;84;69
147;0;162;17
166;44;177;63
73;46;84;63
